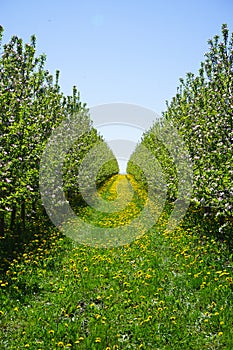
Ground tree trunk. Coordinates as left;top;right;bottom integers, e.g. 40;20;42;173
21;199;26;232
10;205;16;231
0;211;4;237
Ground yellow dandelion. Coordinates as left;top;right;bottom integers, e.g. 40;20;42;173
57;341;64;346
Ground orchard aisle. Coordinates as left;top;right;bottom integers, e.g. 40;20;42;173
74;174;149;227
0;174;233;349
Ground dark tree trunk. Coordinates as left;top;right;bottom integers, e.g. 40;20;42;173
0;211;4;237
10;205;16;231
21;199;26;232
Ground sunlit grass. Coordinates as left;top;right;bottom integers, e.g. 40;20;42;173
0;175;233;349
73;174;147;227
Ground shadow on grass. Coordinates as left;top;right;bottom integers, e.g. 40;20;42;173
0;210;63;276
0;217;73;304
181;203;233;252
0;192;90;276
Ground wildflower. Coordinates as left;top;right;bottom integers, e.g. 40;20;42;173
95;337;101;343
57;341;64;346
1;282;8;287
218;332;223;336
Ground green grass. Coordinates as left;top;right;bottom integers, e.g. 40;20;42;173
0;175;233;349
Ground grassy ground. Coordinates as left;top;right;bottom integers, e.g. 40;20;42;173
0;175;233;349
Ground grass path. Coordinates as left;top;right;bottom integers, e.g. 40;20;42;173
0;175;233;349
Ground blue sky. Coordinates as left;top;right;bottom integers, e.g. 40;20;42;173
1;1;233;172
1;0;233;114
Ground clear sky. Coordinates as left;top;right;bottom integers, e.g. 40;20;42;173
1;1;233;172
1;0;233;114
